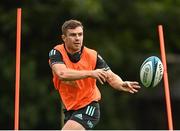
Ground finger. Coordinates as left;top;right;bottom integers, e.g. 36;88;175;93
127;81;139;85
129;90;134;94
131;88;138;93
98;71;107;82
128;88;139;93
100;71;107;79
126;82;133;89
99;74;106;83
126;82;139;93
132;85;141;88
132;81;139;85
132;82;141;87
128;82;141;88
97;77;104;84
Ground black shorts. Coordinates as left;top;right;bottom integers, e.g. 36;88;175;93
63;101;100;129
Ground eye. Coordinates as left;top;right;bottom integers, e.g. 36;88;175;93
70;33;76;37
78;33;83;36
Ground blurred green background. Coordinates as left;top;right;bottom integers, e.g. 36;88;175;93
1;0;180;129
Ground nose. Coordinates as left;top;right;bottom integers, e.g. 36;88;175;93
75;34;80;40
76;34;79;38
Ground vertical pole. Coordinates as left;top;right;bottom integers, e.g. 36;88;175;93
14;8;22;130
158;25;173;130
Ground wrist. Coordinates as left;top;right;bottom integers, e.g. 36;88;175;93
86;70;93;77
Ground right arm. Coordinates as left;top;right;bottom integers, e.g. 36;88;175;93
51;64;107;84
49;49;107;84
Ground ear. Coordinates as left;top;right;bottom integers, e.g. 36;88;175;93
61;35;66;42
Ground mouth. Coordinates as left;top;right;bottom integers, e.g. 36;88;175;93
74;42;81;45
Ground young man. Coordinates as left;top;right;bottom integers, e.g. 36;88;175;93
49;19;141;130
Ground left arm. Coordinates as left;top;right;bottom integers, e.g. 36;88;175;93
95;54;140;93
106;69;140;94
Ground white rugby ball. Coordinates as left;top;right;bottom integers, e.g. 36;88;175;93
140;56;164;88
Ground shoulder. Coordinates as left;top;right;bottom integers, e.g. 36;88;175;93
54;43;64;51
49;48;61;57
49;44;63;56
84;46;97;56
49;48;64;66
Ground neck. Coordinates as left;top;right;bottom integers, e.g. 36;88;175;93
64;44;81;54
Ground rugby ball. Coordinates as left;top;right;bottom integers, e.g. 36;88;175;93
140;56;164;88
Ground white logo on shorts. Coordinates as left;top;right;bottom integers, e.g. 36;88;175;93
85;106;96;116
87;120;93;128
74;113;83;120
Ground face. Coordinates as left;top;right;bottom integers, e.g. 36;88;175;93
62;26;83;54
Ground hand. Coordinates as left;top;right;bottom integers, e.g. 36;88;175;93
91;69;107;84
121;81;141;94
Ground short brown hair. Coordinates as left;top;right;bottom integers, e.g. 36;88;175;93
62;19;83;35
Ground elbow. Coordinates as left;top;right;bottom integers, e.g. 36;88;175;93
56;70;68;80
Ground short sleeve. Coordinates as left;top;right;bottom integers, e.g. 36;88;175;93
49;49;64;66
95;54;110;70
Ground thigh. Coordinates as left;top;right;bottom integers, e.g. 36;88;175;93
63;110;85;130
62;120;85;130
71;101;100;129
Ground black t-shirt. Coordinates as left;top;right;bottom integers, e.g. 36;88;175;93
49;49;110;70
